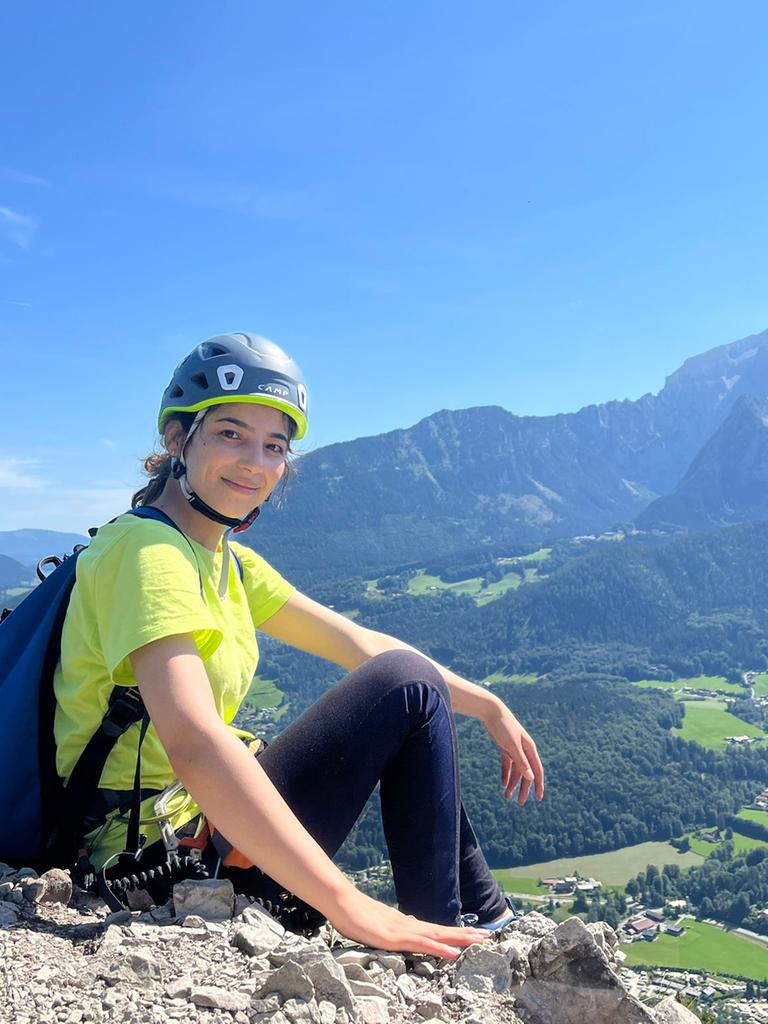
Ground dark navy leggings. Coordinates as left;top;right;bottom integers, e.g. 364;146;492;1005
237;649;506;926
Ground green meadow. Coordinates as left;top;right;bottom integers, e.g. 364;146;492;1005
673;699;766;749
492;841;704;888
243;675;284;710
482;673;539;685
738;808;768;828
492;876;551;897
687;831;768;858
633;675;747;695
516;547;552;563
622;920;768;981
406;568;534;604
753;674;768;697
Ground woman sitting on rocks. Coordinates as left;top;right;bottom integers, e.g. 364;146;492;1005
54;332;544;957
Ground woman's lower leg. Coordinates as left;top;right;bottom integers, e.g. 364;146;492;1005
251;649;506;924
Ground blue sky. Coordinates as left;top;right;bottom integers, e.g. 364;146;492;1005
2;1;767;531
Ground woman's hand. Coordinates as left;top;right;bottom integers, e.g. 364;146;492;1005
329;889;489;960
483;703;544;805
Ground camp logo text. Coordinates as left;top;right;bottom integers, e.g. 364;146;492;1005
258;383;290;399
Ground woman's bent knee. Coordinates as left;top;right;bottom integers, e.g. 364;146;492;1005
364;649;451;704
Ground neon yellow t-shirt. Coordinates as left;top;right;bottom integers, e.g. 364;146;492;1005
53;512;294;869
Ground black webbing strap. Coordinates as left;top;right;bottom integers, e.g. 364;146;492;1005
53;687;147;862
124;709;151;859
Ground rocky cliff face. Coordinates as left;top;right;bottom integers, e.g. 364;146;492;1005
637;393;768;532
252;329;768;577
0;865;701;1024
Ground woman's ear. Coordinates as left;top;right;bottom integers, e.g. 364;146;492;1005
163;420;184;458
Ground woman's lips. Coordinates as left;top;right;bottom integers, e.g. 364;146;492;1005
222;477;260;495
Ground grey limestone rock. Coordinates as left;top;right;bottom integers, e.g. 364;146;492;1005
302;954;359;1015
233;919;285;957
368;951;406;976
260;960;317;1003
355;996;390;1024
0;902;20;927
333;949;373;969
509;910;557;940
165;974;193;999
241;900;287;937
283;997;323;1023
652;995;703;1024
190;984;251;1011
19;877;47;902
415;992;446;1018
318;1000;337;1024
172;878;235;921
497;931;533;986
347;977;390;1000
340;961;371;983
455;944;513;996
252;995;283;1015
520;917;657;1024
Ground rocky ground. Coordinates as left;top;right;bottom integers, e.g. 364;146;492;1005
0;863;701;1024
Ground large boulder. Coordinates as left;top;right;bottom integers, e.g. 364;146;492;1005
518;917;657;1024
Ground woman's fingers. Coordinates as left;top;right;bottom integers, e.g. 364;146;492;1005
500;750;513;790
523;733;545;800
405;924;488;959
332;896;488;961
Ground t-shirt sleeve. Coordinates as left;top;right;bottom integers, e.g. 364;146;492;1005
232;543;296;628
92;522;222;684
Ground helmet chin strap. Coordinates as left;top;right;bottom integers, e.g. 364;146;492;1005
172;462;258;530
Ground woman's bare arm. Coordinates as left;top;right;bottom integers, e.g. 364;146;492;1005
129;634;488;957
260;592;544;802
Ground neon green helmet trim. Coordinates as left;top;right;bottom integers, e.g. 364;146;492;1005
159;394;307;440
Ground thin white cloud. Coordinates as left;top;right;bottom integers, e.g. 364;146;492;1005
0;207;38;249
0;458;48;490
100;438;118;451
0;167;51;188
1;299;32;307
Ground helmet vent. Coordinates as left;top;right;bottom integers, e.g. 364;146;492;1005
201;342;228;359
169;384;184;399
190;371;209;390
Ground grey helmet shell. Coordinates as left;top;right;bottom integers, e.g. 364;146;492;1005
158;333;308;440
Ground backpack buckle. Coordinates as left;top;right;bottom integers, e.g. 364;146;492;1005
102;689;144;737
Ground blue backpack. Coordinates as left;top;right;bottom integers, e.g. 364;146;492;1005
0;506;217;870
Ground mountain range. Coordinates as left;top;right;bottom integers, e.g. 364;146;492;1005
0;529;88;568
250;327;768;578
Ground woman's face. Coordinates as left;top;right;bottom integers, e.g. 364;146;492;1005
179;402;289;518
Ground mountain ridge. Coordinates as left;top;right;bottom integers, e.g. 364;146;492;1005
250;328;768;578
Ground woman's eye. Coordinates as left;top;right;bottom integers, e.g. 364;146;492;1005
267;443;286;455
221;429;240;439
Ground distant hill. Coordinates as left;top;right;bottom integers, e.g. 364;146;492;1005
249;327;768;579
296;518;768;687
637;393;768;533
0;529;88;567
0;553;32;590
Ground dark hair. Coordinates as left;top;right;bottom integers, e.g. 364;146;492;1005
132;409;298;509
